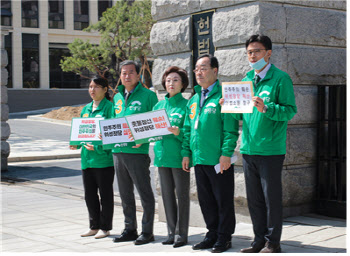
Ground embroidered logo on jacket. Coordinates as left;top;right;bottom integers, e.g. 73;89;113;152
259;91;271;103
129;101;142;111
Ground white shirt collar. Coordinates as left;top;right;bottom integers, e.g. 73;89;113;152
255;63;271;80
202;80;217;94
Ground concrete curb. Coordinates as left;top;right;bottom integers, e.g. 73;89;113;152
8;153;81;163
27;114;72;125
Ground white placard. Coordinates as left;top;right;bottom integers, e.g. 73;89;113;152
221;81;254;113
126;109;172;144
99;117;133;149
70;117;104;145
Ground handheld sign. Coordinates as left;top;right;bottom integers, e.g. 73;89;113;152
99;117;133;149
221;81;254;113
126;109;172;144
70;117;104;145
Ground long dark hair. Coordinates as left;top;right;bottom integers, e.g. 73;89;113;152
91;75;110;101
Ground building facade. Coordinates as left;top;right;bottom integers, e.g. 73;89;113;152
150;0;346;225
1;0;116;90
1;0;117;113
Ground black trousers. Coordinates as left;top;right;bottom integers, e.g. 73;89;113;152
82;166;115;231
194;164;235;241
242;154;285;246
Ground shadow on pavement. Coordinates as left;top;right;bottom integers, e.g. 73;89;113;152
4;165;81;182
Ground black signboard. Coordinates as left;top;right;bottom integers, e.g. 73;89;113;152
192;10;215;86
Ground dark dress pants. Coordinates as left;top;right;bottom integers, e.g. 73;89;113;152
113;153;155;234
242;154;285;246
158;167;190;243
82;166;115;231
194;164;235;242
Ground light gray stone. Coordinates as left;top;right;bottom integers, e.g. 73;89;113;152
285;0;346;10
286;127;316;165
199;0;247;10
1;121;10;140
286;6;346;47
287;46;346;85
150;16;191;56
1;68;8;86
1;49;8;67
213;2;286;48
289;86;318;125
1;104;9;121
282;166;316;206
151;0;200;21
215;45;287;82
152;52;193;91
1;85;8;104
213;4;260;48
216;48;251;82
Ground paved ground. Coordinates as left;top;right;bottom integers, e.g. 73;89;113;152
1;114;347;254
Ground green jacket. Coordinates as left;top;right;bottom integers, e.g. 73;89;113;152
236;64;297;155
111;82;158;154
79;97;114;170
153;93;188;168
182;80;239;166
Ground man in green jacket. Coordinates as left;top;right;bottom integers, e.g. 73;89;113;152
111;60;158;245
237;35;297;253
182;54;239;253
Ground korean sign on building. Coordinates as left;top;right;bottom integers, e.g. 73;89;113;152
192;10;215;85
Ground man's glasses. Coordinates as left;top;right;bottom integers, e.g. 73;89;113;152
246;49;267;56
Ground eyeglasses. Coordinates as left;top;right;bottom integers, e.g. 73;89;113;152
193;68;209;73
89;86;103;90
246;49;267;56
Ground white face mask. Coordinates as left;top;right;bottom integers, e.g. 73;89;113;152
249;52;268;70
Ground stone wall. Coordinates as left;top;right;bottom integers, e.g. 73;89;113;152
150;0;346;225
1;27;11;171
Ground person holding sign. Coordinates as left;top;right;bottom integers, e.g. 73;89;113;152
111;60;158;245
152;66;190;248
70;76;115;239
227;35;297;253
182;54;239;253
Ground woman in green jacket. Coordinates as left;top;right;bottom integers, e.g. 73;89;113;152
153;66;190;248
70;76;114;239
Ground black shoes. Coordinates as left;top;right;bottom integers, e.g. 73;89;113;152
113;229;138;242
212;240;232;253
162;237;174;245
192;237;217;250
173;241;187;248
134;232;155;245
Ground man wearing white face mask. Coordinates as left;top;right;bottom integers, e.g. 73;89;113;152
229;35;297;253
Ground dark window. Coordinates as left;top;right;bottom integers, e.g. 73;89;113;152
49;47;82;88
48;0;64;29
1;0;12;26
4;33;12;88
22;0;39;28
98;0;112;20
22;34;39;88
74;0;89;30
